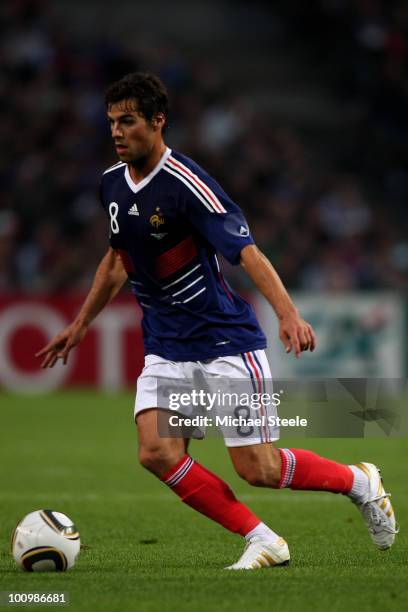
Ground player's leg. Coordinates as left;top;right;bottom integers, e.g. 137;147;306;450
135;353;288;568
228;442;398;549
227;350;355;491
229;442;353;492
136;408;279;547
137;408;186;474
218;349;397;551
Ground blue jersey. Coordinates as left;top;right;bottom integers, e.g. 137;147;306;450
99;147;266;361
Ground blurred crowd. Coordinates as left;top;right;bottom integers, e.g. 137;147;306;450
0;0;407;294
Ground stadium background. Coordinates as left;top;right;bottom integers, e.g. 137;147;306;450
1;0;407;390
0;1;407;611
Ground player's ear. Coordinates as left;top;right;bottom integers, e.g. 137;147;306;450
152;113;165;131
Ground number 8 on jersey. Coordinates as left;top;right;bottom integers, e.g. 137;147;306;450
109;202;120;234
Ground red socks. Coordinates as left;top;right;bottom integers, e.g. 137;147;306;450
279;448;353;494
161;455;260;535
160;449;353;538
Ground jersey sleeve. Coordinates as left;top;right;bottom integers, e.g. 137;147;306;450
179;168;255;265
99;177;121;249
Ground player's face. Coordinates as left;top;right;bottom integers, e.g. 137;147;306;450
107;100;163;162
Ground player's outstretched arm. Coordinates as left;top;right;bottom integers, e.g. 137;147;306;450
35;248;127;368
240;244;316;358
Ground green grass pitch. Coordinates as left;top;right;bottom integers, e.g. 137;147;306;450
0;391;407;612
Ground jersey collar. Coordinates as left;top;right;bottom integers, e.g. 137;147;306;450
124;147;172;193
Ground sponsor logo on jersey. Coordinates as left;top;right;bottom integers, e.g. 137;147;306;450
128;203;139;216
239;225;249;236
150;233;168;240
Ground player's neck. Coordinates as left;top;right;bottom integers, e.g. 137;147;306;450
128;142;167;184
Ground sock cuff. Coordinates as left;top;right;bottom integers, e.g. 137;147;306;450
161;454;194;487
279;448;297;488
348;464;369;499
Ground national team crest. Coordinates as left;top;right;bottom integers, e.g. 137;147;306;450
150;207;165;229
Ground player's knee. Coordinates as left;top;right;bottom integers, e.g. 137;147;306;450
138;445;183;478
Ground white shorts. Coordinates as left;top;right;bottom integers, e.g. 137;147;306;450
134;350;279;447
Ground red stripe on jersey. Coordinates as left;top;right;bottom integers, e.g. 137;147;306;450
167;157;226;213
117;249;136;273
217;271;233;302
155;236;198;279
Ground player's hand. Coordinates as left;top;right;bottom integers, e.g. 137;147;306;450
279;312;316;359
35;321;88;368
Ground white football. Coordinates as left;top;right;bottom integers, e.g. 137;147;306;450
12;510;80;571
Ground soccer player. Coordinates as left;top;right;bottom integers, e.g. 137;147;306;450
36;72;398;569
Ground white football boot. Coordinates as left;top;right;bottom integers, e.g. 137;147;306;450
351;462;399;550
225;535;290;570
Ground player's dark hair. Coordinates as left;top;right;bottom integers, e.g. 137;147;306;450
105;71;169;132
